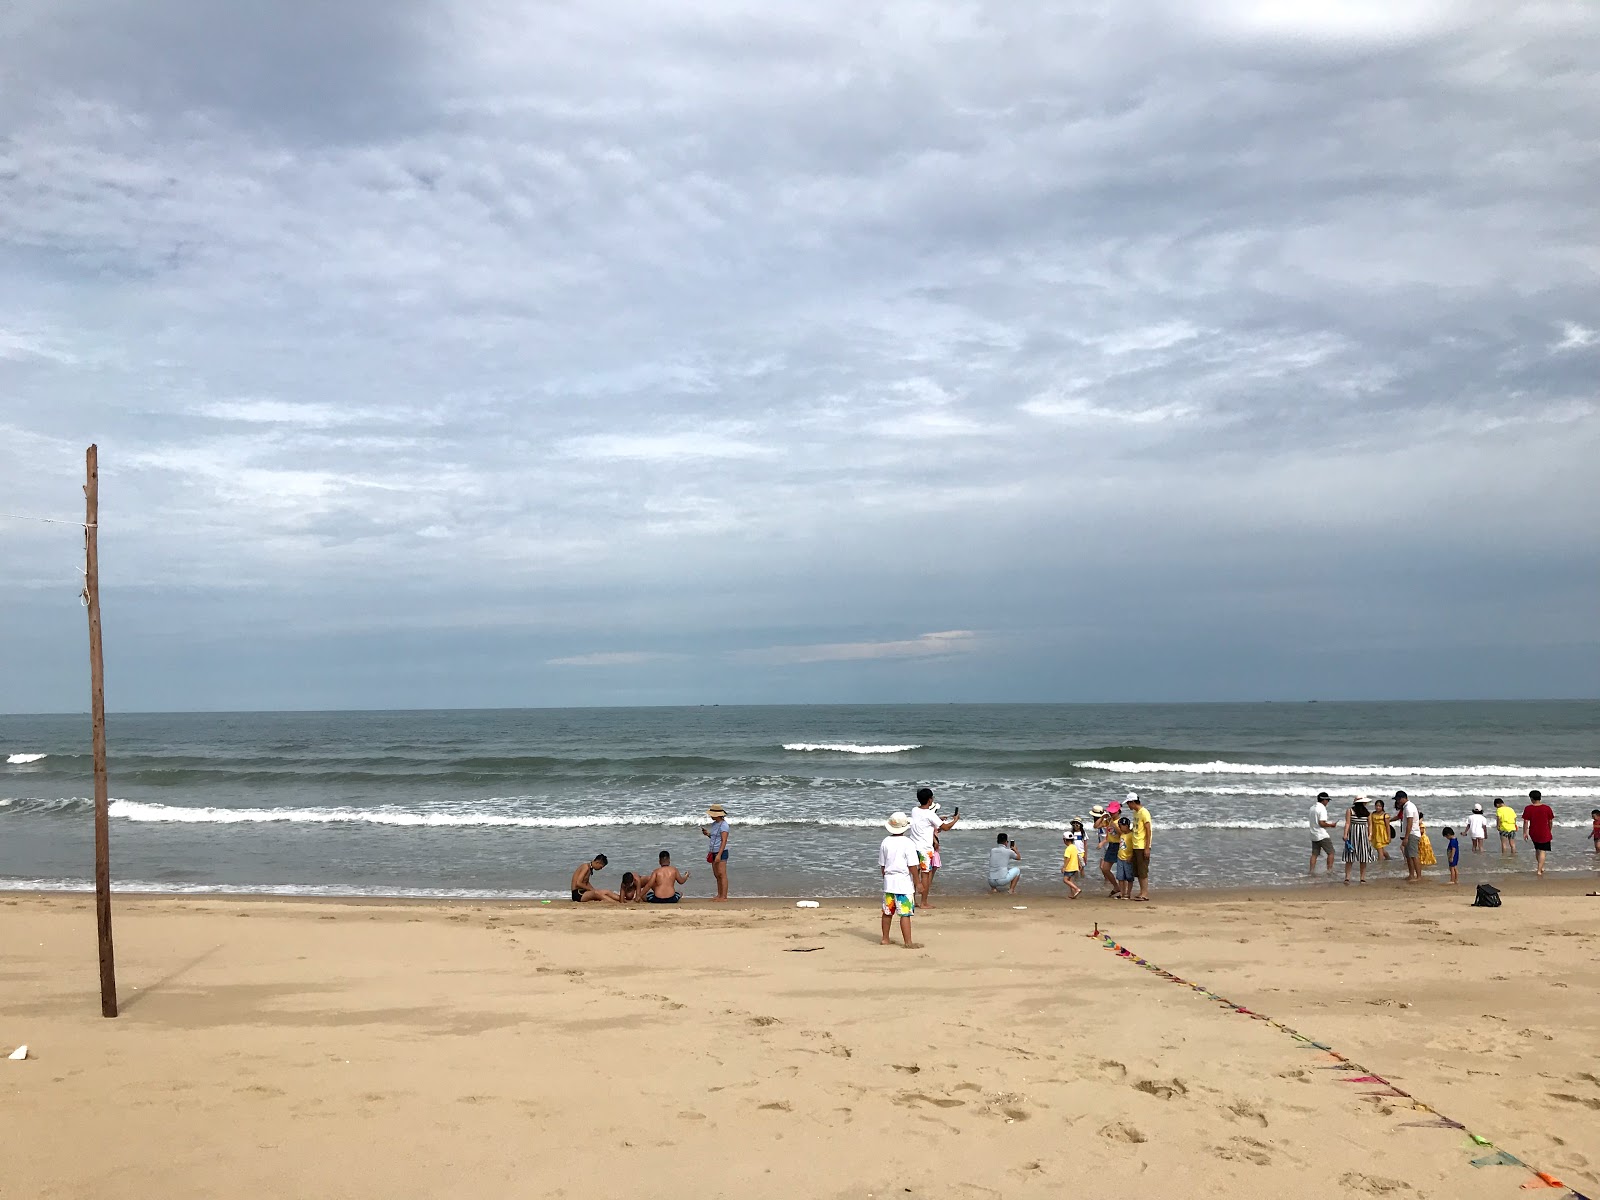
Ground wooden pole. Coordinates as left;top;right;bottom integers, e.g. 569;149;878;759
85;444;118;1018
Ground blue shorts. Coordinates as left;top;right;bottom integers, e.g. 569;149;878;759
1113;860;1134;882
1102;845;1118;864
645;891;680;904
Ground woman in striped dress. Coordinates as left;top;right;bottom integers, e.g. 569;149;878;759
1344;797;1376;884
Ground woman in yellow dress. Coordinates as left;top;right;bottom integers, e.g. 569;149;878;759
1369;797;1392;860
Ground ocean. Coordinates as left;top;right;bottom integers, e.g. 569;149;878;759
2;702;1596;900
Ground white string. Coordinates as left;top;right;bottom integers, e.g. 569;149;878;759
0;512;93;527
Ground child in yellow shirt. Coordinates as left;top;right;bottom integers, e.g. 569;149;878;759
1061;837;1084;898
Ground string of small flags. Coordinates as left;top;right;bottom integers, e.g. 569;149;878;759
1089;925;1589;1198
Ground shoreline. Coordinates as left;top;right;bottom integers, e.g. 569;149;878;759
7;871;1597;911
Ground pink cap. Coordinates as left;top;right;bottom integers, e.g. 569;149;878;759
1106;802;1122;814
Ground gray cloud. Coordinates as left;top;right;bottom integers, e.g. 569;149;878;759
2;0;1598;710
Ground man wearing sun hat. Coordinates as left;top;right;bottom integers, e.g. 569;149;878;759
879;812;920;947
700;805;731;901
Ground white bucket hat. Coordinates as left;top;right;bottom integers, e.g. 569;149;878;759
885;811;912;834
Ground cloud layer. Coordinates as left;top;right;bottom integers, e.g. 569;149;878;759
2;0;1598;710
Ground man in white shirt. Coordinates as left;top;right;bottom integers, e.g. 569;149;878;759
1465;804;1491;853
907;788;959;909
879;812;921;948
1397;790;1422;881
1309;791;1338;874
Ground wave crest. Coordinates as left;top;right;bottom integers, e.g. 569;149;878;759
782;743;921;754
5;753;47;765
1075;760;1600;779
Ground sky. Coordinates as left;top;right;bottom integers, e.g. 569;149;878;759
2;0;1598;712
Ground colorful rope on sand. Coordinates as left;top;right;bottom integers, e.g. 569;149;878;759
1090;927;1591;1199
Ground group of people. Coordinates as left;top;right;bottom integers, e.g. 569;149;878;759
568;803;732;903
1310;788;1581;884
877;789;1158;946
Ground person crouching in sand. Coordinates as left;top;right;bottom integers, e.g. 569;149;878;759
619;871;645;903
643;850;691;904
879;811;919;948
988;832;1022;894
571;855;621;903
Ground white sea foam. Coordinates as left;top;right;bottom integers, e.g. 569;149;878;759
1076;760;1600;779
5;753;47;765
1151;784;1600;800
782;743;922;754
0;878;569;901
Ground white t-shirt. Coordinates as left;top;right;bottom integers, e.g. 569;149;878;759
1309;801;1332;838
988;844;1019;881
1401;800;1420;835
1466;813;1490;840
879;835;919;895
907;807;941;853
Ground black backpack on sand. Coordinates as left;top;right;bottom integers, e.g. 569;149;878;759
1472;883;1501;908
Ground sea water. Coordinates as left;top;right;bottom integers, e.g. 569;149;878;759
2;702;1596;899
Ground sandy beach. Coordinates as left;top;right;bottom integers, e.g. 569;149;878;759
3;879;1597;1200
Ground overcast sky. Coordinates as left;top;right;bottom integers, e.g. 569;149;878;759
3;0;1598;712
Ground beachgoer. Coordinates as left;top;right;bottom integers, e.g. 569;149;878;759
1443;827;1460;884
1591;809;1600;855
570;855;620;903
879;812;919;947
1113;816;1136;899
619;871;645;903
1522;790;1555;877
909;789;960;908
1397;790;1422;882
1495;798;1517;854
1343;797;1375;885
643;850;691;904
1090;805;1114;892
987;833;1022;894
1060;835;1084;898
1310;791;1339;874
1465;804;1490;853
1369;798;1392;860
1417;812;1437;870
1066;818;1088;861
700;805;731;900
1101;801;1124;896
1125;794;1154;901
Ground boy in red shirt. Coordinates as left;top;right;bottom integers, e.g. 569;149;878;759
1521;789;1555;877
1591;808;1599;855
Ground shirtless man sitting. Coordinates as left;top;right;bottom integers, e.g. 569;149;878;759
642;850;691;904
570;855;621;903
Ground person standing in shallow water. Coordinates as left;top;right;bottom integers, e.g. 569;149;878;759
701;805;731;901
1343;797;1375;885
1369;799;1392;861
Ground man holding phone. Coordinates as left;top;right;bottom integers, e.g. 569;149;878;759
908;788;961;909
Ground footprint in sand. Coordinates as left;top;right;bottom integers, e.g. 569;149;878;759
1549;1093;1600;1110
1338;1171;1412;1195
1134;1078;1188;1100
1214;1137;1274;1166
895;1092;966;1109
1098;1121;1147;1144
1226;1101;1269;1128
758;1101;792;1112
747;1016;780;1027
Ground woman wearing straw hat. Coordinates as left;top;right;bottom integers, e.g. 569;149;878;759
701;805;732;901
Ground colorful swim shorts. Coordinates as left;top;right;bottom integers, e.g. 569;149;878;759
915;850;931;871
882;892;914;917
